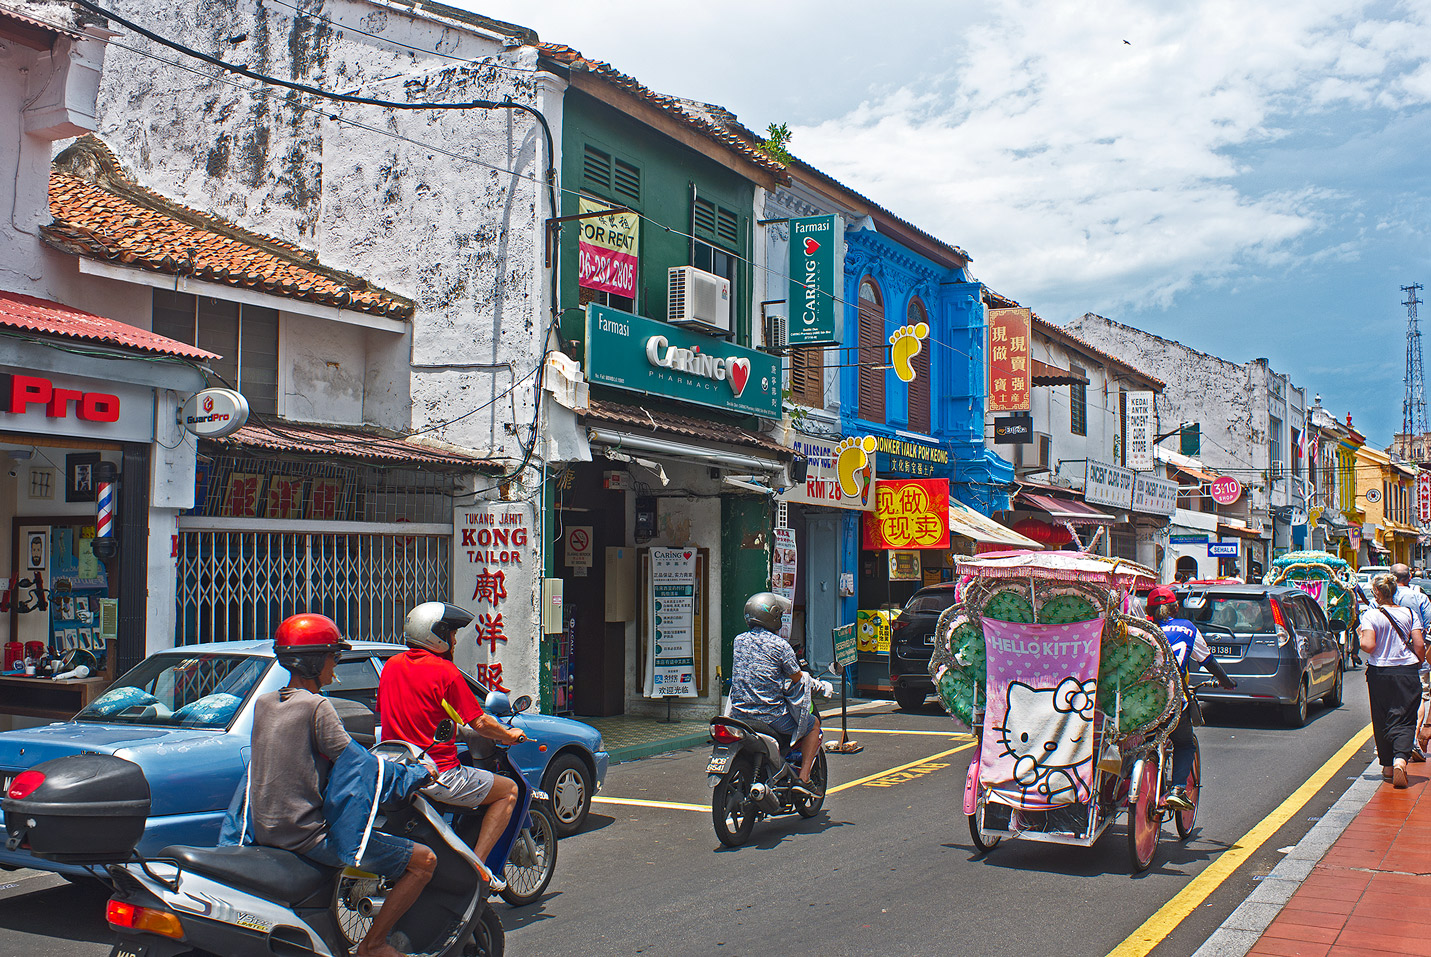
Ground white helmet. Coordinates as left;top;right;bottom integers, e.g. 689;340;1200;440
403;601;473;654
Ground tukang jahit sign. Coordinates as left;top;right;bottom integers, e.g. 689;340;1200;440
786;215;839;346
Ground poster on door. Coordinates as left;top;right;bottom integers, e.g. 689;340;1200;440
453;500;539;701
773;528;797;639
645;547;698;698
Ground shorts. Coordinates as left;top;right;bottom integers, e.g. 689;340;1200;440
764;709;816;745
423;764;495;808
303;828;415;879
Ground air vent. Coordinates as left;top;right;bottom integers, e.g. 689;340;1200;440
668;266;731;335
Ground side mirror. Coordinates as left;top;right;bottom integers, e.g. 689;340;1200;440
1328;618;1346;631
511;695;533;715
432;717;457;744
484;691;513;716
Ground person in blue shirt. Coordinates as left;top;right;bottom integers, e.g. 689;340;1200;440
1147;586;1237;810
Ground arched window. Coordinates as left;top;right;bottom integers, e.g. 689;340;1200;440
907;297;931;433
858;278;885;423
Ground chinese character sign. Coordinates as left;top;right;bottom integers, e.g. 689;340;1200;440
863;479;951;549
987;307;1031;412
577;197;639;299
454;501;538;702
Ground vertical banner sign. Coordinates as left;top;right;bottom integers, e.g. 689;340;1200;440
862;479;951;549
646;547;698;698
787;215;839;346
987;307;1032;412
772;527;797;639
1125;391;1155;470
577;197;639;300
1418;472;1431;525
454;501;538;700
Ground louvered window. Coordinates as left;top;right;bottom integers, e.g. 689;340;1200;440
154;289;279;417
907;298;931;433
582;145;611;193
858;279;885;424
790;347;823;408
693;198;718;238
582;144;641;206
613;158;640;204
1070;365;1087;437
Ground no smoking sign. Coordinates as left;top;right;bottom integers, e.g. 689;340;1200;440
565;526;594;570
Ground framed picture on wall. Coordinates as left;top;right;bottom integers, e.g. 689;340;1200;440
66;452;101;503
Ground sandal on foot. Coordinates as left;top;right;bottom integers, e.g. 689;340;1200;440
1393;762;1410;789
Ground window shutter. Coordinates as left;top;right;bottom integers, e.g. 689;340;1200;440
858;281;885;424
583;145;612;194
612;158;640;205
693;198;718;242
790;347;823;408
1069;365;1087;436
907;299;930;433
240;305;280;418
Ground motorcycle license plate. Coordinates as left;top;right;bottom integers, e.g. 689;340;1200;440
110;942;148;957
1210;644;1238;658
706;747;735;774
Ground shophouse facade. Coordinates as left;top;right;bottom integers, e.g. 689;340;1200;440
1307;396;1359;559
1355;445;1418;566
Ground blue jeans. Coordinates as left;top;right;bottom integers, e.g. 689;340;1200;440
303;828;415;880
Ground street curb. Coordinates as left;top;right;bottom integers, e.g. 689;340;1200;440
1189;756;1382;957
606;700;891;765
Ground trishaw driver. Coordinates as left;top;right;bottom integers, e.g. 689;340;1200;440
1146;586;1237;810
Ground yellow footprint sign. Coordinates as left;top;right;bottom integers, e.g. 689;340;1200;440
834;435;878;505
889;322;929;383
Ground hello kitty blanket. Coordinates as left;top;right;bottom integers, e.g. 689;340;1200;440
979;617;1104;810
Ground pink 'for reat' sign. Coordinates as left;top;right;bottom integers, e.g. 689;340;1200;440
1209;475;1243;505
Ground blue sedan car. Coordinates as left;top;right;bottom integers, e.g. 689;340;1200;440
0;640;607;876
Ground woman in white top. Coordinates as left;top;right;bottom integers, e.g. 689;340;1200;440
1359;573;1426;788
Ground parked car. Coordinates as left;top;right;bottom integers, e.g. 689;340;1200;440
1357;564;1391;585
888;582;961;711
1174;584;1345;727
0;640;608;876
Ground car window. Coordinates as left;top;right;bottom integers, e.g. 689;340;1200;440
903;590;959;615
1300;599;1327;630
1283;598;1313;634
328;656;381;712
77;654;268;729
1188;596;1275;634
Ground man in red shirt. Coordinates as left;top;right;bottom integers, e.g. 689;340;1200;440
378;603;526;881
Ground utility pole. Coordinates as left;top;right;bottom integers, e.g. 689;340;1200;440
1403;283;1426;440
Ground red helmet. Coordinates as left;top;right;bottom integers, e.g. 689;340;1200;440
274;614;351;656
1146;586;1178;612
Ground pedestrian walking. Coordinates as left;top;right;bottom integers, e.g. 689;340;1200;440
1391;564;1431;760
1359;573;1425;789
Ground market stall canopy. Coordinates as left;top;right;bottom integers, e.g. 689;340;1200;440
955;550;1155;586
948;499;1042;548
1017;491;1116;525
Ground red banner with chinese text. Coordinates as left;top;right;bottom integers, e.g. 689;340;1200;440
862;479;951;549
988;307;1032;412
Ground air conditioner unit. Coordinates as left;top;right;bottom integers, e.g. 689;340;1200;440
1014;433;1052;474
763;313;788;354
668;266;731;336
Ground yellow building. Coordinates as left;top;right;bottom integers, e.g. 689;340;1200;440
1355;445;1419;566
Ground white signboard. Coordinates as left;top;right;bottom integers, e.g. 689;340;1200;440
453;500;539;702
1125;391;1155;471
645;547;698;698
1085;459;1135;509
778;434;876;511
1131;473;1178;516
773;528;797;639
564;525;594;569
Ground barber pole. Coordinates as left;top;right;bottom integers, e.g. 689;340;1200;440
96;479;114;539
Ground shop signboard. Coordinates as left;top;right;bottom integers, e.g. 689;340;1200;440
873;434;951;478
586;305;781;418
1131;473;1178;516
863;478;950;550
454;500;538;700
786;214;839;346
1209;475;1243;505
832;623;858;669
1170;535;1209;545
888;550;922;581
1208;541;1240;557
577;197;639;300
645;546;698;697
564;525;594;571
987;307;1031;412
773;527;797;639
180;388;249;439
0;369;153;443
778;433;876;510
1125;391;1155;470
1084;459;1135;509
1418;471;1431;525
993;413;1033;444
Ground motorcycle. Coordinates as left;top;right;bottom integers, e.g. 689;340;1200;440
706;667;832;848
334;691;556;945
17;719;506;957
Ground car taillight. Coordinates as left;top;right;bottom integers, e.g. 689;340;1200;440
107;899;184;939
710;723;743;745
1270;601;1292;647
6;770;44;800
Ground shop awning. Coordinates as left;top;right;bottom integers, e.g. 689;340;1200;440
1017;492;1116;525
948;499;1042;548
1030;357;1089;386
1385;521;1422;538
1217;520;1263;540
0;289;217;360
1173;464;1217;483
206;422;498;469
583;399;790;474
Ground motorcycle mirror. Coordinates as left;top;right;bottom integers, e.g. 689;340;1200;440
825;661;842;676
432;717;457;744
510;695;533;715
483;691;513;716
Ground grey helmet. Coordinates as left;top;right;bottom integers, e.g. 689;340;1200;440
743;592;791;632
403;601;474;654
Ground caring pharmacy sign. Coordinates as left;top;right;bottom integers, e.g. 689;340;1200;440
586;304;780;417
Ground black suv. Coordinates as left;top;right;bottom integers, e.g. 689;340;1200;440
888;582;961;711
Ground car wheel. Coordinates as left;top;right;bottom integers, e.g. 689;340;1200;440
543;753;593;837
893;685;927;711
1281;679;1309;728
1322;665;1343;708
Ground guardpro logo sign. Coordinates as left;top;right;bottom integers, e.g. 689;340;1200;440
786;215;839;346
180;388;250;439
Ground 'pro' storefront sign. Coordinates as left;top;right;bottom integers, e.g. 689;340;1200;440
586;305;780;418
0;370;154;443
786;215;839;346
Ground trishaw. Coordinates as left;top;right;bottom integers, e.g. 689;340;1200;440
1266;551;1359;670
930;551;1193;873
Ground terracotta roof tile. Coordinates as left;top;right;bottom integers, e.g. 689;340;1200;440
42;137;413;321
983;287;1165;389
0;288;217;360
582;398;789;456
539;44;788;179
207;422;498;469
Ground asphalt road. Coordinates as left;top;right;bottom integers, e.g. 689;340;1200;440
0;678;1379;957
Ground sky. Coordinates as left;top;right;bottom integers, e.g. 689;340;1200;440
464;0;1431;447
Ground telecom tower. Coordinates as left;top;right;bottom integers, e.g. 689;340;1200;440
1404;282;1426;439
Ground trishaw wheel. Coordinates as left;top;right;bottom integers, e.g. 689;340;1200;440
968;800;1000;853
1175;741;1200;841
1127;759;1159;873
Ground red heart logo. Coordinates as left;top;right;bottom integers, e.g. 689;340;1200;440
684;552;692;559
726;357;751;396
803;237;820;255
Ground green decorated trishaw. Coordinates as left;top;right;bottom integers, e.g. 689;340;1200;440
1265;550;1359;669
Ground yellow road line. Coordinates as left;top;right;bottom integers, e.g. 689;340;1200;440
828;742;977;794
1105;721;1373;957
591;796;708;812
846;728;974;737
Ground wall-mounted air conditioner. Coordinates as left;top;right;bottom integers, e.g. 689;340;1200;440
668;266;731;336
763;313;788;354
1014;432;1053;473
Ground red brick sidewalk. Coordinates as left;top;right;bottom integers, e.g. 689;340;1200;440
1249;762;1431;957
